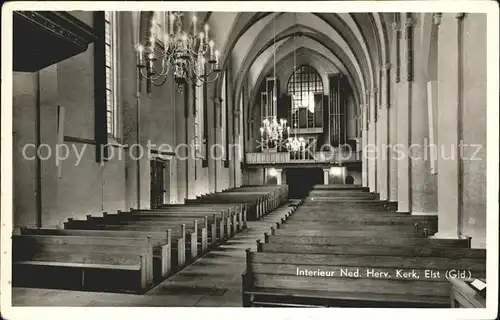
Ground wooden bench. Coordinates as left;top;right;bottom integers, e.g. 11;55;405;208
259;239;484;259
119;211;224;244
79;219;200;261
286;213;437;230
193;186;288;219
312;185;368;191
226;186;288;211
168;203;249;225
449;278;487;308
269;227;426;239
188;195;264;221
21;227;175;278
266;235;472;248
134;207;245;235
308;191;379;200
12;234;153;293
299;203;399;212
242;249;486;307
64;218;191;266
95;212;214;252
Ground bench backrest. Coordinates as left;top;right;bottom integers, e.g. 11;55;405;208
250;251;486;279
259;242;486;259
267;234;470;248
13;235;150;266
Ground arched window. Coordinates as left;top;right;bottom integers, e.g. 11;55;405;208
286;65;324;129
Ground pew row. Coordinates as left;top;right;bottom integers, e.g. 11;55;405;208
13;234;154;293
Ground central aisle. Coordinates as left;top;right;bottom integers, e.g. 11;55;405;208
12;201;298;307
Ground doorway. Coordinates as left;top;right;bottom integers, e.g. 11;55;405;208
150;158;168;209
286;167;323;198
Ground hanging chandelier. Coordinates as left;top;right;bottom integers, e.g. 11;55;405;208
286;14;304;153
260;116;288;142
137;11;222;94
260;14;288;147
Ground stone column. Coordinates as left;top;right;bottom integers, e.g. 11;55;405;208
361;105;369;188
367;90;377;193
408;14;439;216
396;14;412;213
377;63;391;200
434;13;462;238
389;20;399;202
323;168;330;185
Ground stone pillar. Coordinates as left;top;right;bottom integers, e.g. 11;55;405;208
367;90;377;193
396;14;411;213
361;105;369;188
377;63;391;200
389;20;399;202
434;13;462;238
323;168;329;185
389;77;399;201
276;169;283;185
409;14;438;216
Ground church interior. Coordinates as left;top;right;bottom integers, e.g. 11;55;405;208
5;9;492;309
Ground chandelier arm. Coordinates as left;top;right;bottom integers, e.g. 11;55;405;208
146;68;168;81
190;59;206;79
201;63;215;78
139;67;158;80
152;74;169;87
202;72;219;83
153;46;168;57
140;66;167;81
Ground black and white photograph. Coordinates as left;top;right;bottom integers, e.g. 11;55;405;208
1;1;498;319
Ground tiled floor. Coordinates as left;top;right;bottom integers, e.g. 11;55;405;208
11;202;297;307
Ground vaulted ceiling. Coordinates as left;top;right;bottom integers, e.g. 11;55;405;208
138;12;393;120
199;12;392;120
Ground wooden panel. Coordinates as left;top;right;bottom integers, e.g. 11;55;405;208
251;252;485;272
253;274;450;297
261;243;486;259
278;223;418;233
252;263;484;282
268;235;468;248
273;229;422;238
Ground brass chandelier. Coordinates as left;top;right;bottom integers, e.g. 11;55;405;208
137;12;222;93
259;14;288;148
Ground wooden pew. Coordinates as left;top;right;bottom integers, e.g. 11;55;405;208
12;234;153;293
159;204;248;228
119;211;224;244
227;186;288;211
77;218;200;261
312;184;368;191
299;202;399;212
260;237;484;259
242;249;486;307
21;227;174;278
64;219;190;267
286;212;438;230
449;278;486;308
137;205;245;234
266;234;471;248
278;217;436;234
188;195;263;221
270;228;426;239
95;213;212;252
308;191;379;200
